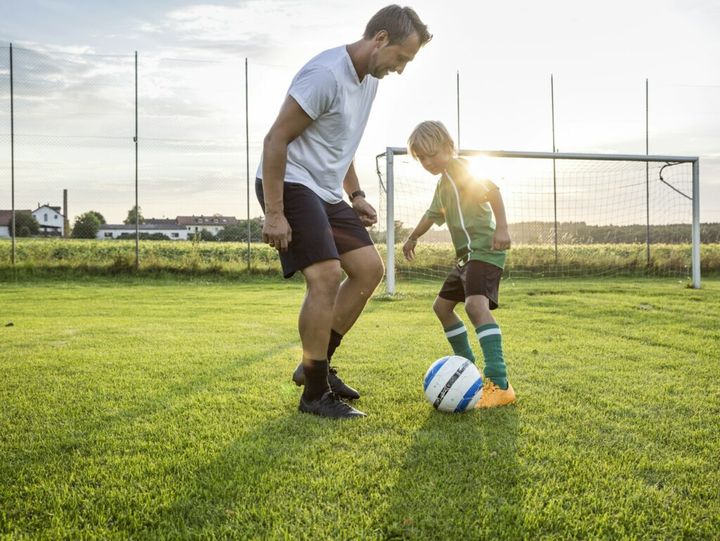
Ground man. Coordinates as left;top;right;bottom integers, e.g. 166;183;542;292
256;5;432;418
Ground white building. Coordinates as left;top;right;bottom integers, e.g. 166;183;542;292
176;215;238;236
97;224;189;240
32;204;65;236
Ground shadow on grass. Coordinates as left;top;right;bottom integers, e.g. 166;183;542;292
373;405;521;540
0;340;298;497
143;409;348;538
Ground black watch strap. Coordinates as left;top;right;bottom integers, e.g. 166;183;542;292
350;189;366;201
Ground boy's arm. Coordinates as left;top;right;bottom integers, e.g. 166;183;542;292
488;188;511;250
403;215;435;261
343;161;377;227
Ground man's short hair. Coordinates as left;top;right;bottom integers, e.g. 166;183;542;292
408;121;455;159
364;5;432;46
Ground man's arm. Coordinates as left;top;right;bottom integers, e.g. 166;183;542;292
261;95;313;251
343;161;377;227
342;160;361;196
488;189;511;250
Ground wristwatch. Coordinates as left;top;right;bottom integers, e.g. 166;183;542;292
349;189;366;201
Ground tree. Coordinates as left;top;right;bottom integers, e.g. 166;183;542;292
217;218;263;242
368;221;413;244
88;211;106;225
124;205;144;225
217;223;244;242
72;212;101;239
191;229;216;242
199;229;215;241
9;212;39;237
395;220;412;242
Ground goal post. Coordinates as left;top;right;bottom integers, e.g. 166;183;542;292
377;147;700;293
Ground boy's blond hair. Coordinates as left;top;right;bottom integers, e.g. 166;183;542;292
407;120;455;159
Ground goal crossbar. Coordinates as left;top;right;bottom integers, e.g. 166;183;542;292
382;147;699;163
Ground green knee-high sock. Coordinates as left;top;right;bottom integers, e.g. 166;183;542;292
476;323;508;389
444;321;475;362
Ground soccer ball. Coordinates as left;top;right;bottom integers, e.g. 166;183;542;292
423;355;483;412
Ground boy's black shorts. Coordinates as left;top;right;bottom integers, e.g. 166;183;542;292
437;260;503;309
256;179;374;278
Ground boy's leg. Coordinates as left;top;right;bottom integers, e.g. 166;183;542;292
433;296;475;362
436;265;476;362
464;295;507;389
461;261;515;408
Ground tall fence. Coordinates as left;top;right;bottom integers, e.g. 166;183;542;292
0;43;717;278
0;46;283;262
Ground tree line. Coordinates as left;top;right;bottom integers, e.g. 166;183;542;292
369;220;720;244
8;210;720;244
506;221;720;244
7;206;265;242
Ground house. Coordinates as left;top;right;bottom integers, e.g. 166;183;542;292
32;204;65;236
0;205;65;237
144;218;179;227
176;215;238;236
96;224;189;240
0;209;33;238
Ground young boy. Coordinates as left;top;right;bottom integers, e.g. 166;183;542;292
402;120;516;408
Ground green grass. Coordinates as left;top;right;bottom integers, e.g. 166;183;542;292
1;277;719;539
2;238;719;280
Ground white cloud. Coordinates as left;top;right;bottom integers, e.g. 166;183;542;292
1;0;719;222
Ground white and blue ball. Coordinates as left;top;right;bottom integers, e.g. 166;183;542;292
423;355;483;412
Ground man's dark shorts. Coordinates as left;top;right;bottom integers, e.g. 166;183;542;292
438;260;503;309
256;179;373;278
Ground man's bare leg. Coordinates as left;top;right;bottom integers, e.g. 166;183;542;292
295;258;366;417
332;245;384;335
299;259;342;364
292;246;383;398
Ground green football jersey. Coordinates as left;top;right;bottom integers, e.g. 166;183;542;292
424;157;506;269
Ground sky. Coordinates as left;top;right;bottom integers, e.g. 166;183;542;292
0;0;718;227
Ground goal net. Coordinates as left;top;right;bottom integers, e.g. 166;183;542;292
374;149;700;293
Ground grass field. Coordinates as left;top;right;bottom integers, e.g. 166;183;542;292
1;277;719;539
2;239;720;280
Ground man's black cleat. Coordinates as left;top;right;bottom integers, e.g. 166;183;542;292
327;367;361;400
292;362;361;400
298;391;366;419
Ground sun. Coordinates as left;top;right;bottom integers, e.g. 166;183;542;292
465;155;507;184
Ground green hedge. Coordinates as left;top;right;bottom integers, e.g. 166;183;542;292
1;238;719;279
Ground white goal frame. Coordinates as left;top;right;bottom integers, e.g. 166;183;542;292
379;148;701;293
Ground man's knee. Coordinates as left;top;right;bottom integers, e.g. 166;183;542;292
304;260;342;297
366;255;384;287
344;247;384;287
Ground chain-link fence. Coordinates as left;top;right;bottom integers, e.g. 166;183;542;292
0;45;299;275
1;43;718;278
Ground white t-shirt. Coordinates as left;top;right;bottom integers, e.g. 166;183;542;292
257;46;379;204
